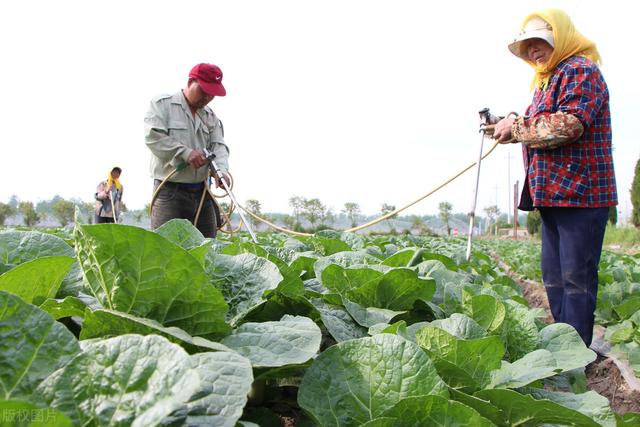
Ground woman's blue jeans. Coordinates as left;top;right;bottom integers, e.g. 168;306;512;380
538;207;609;347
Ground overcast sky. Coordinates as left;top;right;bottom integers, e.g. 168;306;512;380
1;0;638;222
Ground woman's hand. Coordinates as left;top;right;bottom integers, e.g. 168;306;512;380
493;117;516;143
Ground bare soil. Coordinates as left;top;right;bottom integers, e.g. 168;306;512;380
498;256;640;416
586;356;640;415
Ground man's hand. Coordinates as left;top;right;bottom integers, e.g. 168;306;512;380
215;173;230;189
493;117;516;144
187;150;208;168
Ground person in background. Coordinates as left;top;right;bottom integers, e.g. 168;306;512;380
491;9;617;347
95;166;124;224
144;63;230;237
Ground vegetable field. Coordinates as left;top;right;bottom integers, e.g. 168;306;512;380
1;220;639;426
485;239;640;379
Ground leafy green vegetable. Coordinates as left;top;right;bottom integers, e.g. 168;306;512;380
0;256;74;304
298;333;448;426
81;309;232;353
74;224;229;339
0;230;74;267
221;315;321;367
204;252;282;326
36;334;253;426
0;292;80;401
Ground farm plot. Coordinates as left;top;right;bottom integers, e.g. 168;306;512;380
484;238;640;415
1;222;639;426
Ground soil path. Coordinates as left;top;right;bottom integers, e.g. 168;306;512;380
492;254;640;415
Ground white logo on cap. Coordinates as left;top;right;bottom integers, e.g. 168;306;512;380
216;75;222;81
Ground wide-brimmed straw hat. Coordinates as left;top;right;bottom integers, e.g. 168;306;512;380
508;16;555;60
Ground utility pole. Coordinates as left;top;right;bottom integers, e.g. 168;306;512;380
506;152;511;225
513;181;519;239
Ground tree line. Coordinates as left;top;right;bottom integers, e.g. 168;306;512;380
0;190;631;234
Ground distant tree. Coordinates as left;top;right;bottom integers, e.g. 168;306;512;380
19;201;40;227
8;195;19;209
483;205;500;235
245;199;263;230
76;202;95;224
51;199;76;227
36;195;64;216
129;210;144;223
380;203;397;233
322;208;336;228
438;201;453;236
608;206;617;226
526;210;542;235
410;215;434;236
342;202;361;227
632;157;640;227
302;198;327;230
289;196;305;227
282;214;296;230
0;202;16;226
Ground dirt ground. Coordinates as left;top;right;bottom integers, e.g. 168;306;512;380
507;262;640;416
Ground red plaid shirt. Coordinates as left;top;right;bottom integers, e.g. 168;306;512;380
521;56;617;208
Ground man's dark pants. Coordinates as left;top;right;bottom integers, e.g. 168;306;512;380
95;216;115;224
538;206;609;346
151;180;217;238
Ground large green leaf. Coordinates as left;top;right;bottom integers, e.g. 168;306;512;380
74;224;229;339
614;296;640;321
309;298;367;342
448;388;507;426
221;315;321;367
154;218;205;250
538;323;596;372
381;248;417;267
0;256;75;304
0;230;74;267
500;300;539;361
307;235;353;256
353;268;436;310
0;292;80;401
298;333;448;426
375;395;495;426
81;309;232;353
36;334;253;427
474;388;600;427
313;250;381;278
488;349;560;389
321;264;382;296
204;252;282;326
416;325;504;390
322;265;435;311
343;299;406;328
430;313;488;339
463;294;505;333
39;296;88;320
527;389;616;427
222;242;305;298
418;260;472;306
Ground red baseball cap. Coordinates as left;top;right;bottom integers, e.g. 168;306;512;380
189;63;226;97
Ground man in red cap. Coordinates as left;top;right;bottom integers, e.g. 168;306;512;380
145;63;230;237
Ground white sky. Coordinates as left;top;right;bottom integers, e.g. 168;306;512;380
1;0;638;221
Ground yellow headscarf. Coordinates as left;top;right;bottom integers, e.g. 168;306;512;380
107;168;122;190
520;9;601;90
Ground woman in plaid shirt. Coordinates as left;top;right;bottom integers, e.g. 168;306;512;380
492;9;617;347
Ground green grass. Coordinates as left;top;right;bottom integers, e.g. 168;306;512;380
603;224;640;253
